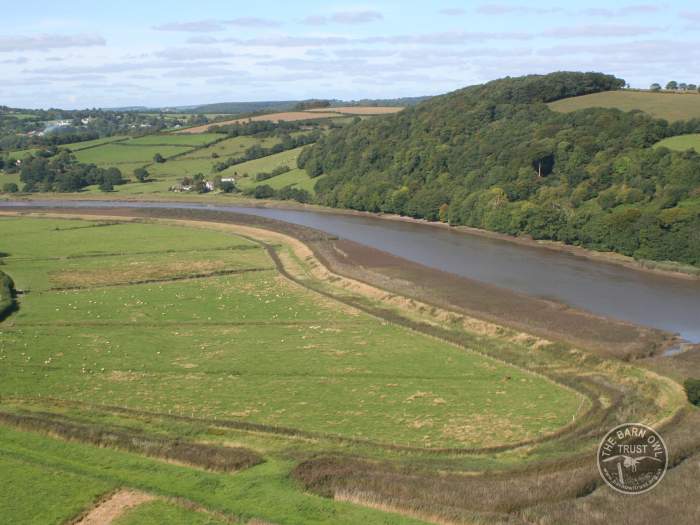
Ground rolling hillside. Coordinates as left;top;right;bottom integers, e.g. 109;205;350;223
549;90;700;122
299;72;700;267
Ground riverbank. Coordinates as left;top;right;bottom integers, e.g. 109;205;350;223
4;204;677;359
4;192;698;280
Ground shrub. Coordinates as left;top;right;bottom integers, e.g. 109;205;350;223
684;378;700;406
0;270;16;320
2;182;18;193
253;185;275;199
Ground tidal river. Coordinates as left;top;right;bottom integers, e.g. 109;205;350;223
2;199;699;342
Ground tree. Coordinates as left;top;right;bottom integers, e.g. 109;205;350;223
153;153;165;163
687;84;697;92
649;83;661;92
98;179;113;192
220;180;236;193
666;81;678;90
253;185;275;199
679;83;688;91
2;182;18;193
133;167;150;182
685;378;700;406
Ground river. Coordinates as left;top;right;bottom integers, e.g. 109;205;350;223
1;199;698;342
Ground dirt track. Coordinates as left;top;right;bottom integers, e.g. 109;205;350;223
75;490;154;525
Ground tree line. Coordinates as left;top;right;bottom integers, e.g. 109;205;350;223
18;150;126;192
650;81;700;92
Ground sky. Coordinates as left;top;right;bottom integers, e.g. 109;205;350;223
2;1;700;109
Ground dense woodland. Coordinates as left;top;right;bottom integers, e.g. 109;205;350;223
300;72;700;266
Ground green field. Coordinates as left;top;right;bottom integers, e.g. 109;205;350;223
0;213;684;524
0;217;580;447
126;133;221;147
549;90;700;122
0;453;113;524
239;167;322;193
74;144;192;167
654;133;700;152
231;146;322;193
61;136;129;151
0;425;424;525
0;215;586;524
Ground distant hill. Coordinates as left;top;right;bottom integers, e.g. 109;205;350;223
299;72;700;267
549;90;700;122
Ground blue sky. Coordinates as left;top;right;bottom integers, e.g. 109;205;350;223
2;1;700;108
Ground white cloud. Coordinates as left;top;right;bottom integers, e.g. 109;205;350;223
439;8;466;16
476;4;564;15
541;25;660;38
153;17;279;32
0;34;105;52
301;10;383;26
153;47;233;60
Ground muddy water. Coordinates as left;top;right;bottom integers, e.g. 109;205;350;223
2;200;699;342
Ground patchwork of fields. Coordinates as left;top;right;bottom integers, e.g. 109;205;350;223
0;212;688;524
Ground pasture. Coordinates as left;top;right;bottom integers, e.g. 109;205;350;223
654;133;700;152
0;216;582;448
227;146;303;178
61;136;129;151
125;133;221;147
181;111;355;134
74;143;191;167
247;167;321;193
548;90;700;122
0;211;687;524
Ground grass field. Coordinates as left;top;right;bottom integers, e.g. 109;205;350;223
74;143;191;167
182;111;347;133
548;90;700;122
0;211;688;524
654;133;700;152
227;146;303;179
249;168;322;193
60;136;129;151
0;424;428;525
0;453;113;524
0;217;581;447
126;134;221;147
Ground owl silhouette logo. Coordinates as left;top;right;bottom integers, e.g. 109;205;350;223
597;423;668;494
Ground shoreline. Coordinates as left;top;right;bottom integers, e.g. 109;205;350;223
1;206;679;358
3;192;698;281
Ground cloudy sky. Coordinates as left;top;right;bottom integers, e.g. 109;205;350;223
2;1;699;109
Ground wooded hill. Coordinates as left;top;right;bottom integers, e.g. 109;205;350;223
299;72;700;266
